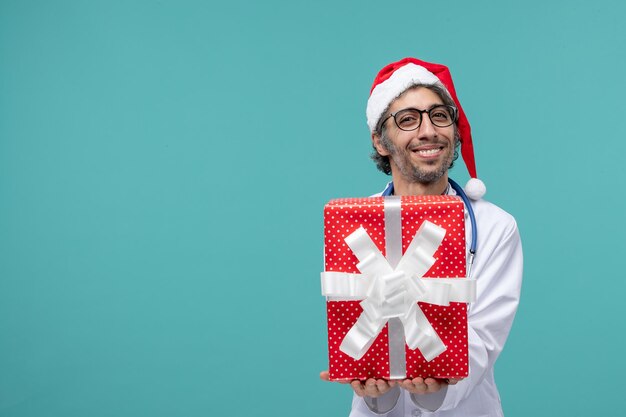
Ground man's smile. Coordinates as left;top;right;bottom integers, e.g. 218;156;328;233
409;144;446;158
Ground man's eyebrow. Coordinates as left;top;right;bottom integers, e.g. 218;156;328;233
395;103;446;112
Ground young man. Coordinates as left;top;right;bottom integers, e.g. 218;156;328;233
321;58;523;417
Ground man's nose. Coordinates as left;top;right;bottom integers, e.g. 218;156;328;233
417;115;437;139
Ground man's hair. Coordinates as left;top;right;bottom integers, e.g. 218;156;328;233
370;83;461;175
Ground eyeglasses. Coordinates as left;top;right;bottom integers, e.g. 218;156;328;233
379;105;458;131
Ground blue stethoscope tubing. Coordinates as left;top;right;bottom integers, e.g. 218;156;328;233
380;178;477;278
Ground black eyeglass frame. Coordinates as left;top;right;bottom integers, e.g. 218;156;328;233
378;104;458;132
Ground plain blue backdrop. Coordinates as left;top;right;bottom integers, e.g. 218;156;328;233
1;1;625;416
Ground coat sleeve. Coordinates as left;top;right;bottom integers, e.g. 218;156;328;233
435;211;523;411
349;387;403;416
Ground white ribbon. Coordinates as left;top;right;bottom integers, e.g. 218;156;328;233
321;221;476;362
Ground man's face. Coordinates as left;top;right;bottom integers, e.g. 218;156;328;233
373;87;457;184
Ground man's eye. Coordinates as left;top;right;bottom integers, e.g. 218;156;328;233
397;111;420;126
431;110;451;121
399;115;417;123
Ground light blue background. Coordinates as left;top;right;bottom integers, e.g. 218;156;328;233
1;1;625;416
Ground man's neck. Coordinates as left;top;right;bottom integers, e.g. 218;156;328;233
390;174;449;196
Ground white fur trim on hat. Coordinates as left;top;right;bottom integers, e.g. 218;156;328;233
464;178;486;200
366;63;447;132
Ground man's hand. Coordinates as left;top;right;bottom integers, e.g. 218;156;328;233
349;378;398;398
400;377;460;395
320;370;397;398
320;370;346;383
321;371;461;397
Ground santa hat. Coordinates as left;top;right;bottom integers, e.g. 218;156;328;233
366;57;486;200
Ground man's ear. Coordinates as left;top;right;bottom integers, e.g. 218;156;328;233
372;132;390;156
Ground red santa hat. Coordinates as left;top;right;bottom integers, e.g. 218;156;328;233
366;57;486;200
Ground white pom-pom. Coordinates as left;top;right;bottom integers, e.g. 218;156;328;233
464;178;486;200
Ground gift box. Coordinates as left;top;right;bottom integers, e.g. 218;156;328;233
321;195;475;381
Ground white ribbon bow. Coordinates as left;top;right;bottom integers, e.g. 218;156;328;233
321;221;476;361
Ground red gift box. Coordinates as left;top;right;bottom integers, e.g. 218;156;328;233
321;195;473;381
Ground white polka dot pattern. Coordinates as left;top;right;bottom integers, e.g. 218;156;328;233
324;196;469;381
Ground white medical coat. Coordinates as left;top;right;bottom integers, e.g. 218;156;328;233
349;187;523;417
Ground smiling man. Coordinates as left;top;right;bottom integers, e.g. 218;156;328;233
321;58;524;417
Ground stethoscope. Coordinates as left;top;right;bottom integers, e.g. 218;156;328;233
380;178;477;278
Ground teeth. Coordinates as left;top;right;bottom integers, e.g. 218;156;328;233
416;148;441;155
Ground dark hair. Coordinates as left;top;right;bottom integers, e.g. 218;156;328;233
370;84;460;175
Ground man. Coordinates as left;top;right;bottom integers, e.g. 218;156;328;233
321;58;523;417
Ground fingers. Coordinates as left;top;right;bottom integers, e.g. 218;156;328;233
401;377;447;394
424;378;445;393
351;380;367;397
371;379;394;396
350;378;394;398
328;372;458;397
401;377;426;394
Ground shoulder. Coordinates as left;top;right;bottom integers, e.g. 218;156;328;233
471;198;520;243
